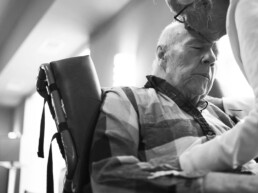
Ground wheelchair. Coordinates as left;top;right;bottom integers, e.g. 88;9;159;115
36;55;258;193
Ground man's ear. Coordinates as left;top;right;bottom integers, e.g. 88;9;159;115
156;45;167;70
157;45;165;60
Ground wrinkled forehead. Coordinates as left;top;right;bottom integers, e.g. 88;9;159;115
172;24;218;54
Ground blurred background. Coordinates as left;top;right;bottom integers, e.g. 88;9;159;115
0;0;253;193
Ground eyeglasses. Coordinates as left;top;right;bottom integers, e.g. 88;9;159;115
173;4;192;24
173;4;212;43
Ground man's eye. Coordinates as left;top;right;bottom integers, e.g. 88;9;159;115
191;46;202;50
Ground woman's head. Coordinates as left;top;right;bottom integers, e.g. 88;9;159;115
166;0;229;41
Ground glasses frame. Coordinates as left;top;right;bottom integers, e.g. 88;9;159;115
173;4;192;23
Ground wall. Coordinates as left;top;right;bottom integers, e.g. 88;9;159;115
0;107;14;192
0;103;24;162
0;102;24;193
0;106;13;136
90;0;172;87
19;93;65;193
0;166;8;193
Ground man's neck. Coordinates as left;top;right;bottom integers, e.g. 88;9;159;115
146;75;206;108
181;91;202;107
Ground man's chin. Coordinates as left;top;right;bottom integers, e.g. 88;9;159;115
187;86;209;98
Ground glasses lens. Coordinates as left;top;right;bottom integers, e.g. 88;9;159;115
175;15;185;23
174;5;189;23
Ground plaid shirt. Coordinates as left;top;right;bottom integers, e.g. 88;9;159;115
90;76;234;193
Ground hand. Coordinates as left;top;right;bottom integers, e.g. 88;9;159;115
205;95;224;112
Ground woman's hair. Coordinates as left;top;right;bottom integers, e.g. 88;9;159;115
165;0;229;41
166;0;213;29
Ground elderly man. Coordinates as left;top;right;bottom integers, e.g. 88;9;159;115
89;21;258;193
166;0;258;176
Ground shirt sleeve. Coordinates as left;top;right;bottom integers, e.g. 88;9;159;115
179;0;258;175
89;87;204;193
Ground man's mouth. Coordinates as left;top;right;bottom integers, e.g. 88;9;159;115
193;73;210;80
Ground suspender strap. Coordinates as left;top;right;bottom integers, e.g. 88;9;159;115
121;87;139;117
144;76;216;137
37;95;56;159
121;87;146;160
48;83;58;93
47;133;60;193
37;70;56;159
57;122;68;159
37;99;47;158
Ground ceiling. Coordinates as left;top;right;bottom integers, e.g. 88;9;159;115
0;0;131;107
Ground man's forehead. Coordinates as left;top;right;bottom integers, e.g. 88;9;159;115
170;22;207;42
174;29;204;44
183;32;218;53
187;34;214;46
180;25;217;46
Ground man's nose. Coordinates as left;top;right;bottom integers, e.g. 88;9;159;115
201;49;216;66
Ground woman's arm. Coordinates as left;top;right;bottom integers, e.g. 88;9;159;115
179;0;258;174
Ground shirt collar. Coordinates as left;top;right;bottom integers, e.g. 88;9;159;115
144;75;215;137
144;75;208;111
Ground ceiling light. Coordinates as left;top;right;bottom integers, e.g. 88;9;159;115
8;131;21;139
6;83;23;92
38;39;65;54
113;53;136;86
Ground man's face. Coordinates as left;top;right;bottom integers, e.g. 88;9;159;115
164;28;217;99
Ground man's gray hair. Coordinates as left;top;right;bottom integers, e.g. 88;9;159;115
152;22;180;76
157;21;179;49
